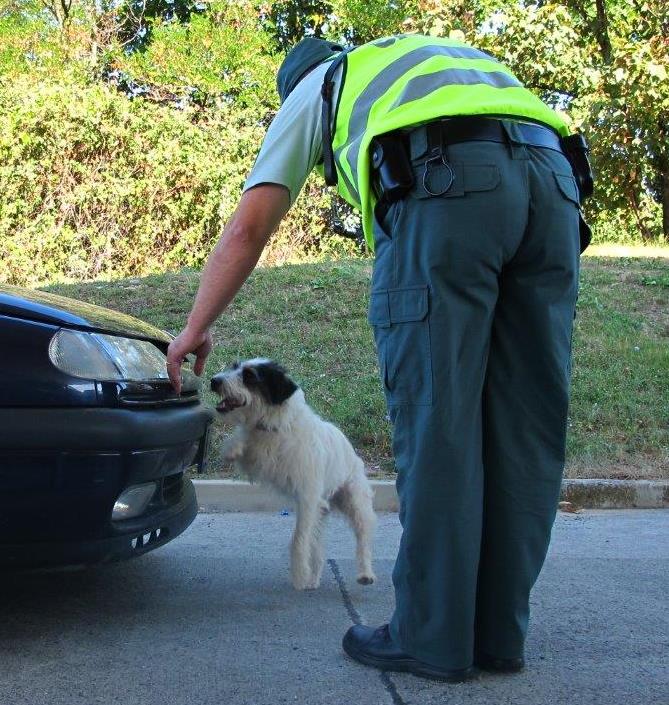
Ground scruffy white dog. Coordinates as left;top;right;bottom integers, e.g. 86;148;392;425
210;358;376;591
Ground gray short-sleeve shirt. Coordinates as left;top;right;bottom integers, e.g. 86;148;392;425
243;62;342;205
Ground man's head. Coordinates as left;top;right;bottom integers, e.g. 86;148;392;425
276;37;345;104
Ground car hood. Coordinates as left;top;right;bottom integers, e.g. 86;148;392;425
0;284;172;343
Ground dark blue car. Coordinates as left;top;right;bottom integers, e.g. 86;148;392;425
0;284;213;569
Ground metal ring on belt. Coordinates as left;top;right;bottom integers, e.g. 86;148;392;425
409;117;562;153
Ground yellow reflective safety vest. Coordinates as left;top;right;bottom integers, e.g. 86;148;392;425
325;34;570;248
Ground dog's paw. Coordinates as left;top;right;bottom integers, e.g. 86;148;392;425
357;573;376;586
292;577;321;591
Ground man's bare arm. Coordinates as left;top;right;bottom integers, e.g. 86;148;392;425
166;184;290;392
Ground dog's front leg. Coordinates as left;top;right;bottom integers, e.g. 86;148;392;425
291;500;321;590
221;428;245;463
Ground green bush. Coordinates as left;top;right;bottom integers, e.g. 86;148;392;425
0;74;359;286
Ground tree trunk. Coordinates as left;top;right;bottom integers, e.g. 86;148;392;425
594;0;613;64
662;171;669;240
654;136;669;240
628;187;654;241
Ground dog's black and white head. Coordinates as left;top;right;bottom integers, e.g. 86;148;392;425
210;358;299;421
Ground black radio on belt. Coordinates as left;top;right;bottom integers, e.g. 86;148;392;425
370;134;414;203
560;133;594;203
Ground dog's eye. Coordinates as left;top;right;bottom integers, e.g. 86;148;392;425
242;366;259;386
232;361;240;370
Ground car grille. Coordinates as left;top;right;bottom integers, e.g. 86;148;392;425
118;389;199;407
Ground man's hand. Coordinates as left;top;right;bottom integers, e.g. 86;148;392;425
166;327;213;394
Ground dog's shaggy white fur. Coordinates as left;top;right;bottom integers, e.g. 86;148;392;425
211;358;376;590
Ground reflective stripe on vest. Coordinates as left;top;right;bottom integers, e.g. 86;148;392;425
329;35;570;248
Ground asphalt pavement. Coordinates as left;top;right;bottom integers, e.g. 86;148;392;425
1;509;667;705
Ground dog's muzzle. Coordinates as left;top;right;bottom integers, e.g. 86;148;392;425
214;397;244;414
210;375;245;414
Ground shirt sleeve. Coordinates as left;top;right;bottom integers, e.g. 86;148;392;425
243;63;330;205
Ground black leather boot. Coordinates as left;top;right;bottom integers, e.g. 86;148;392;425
342;624;475;683
475;652;525;673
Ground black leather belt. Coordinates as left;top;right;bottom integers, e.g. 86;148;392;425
406;117;562;160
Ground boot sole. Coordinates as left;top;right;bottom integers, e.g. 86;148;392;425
475;654;525;673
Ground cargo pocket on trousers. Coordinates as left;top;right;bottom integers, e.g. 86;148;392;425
368;286;432;406
554;171;590;253
554;172;580;207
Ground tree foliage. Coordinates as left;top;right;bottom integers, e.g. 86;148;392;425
0;0;666;285
113;1;278;109
478;1;669;241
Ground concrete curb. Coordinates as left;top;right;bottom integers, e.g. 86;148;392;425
560;479;669;509
194;478;669;513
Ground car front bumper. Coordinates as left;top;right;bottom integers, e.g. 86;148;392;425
0;403;214;569
0;478;198;569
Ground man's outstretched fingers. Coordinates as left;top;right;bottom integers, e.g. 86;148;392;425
166;328;213;394
193;354;207;377
166;357;183;394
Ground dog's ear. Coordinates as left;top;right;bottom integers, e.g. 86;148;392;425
252;361;298;405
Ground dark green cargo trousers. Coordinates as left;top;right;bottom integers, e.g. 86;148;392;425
368;126;581;670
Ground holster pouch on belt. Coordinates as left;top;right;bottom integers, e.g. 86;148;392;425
371;134;414;204
560;132;595;253
560;133;594;202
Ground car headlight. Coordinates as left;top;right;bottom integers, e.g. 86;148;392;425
49;329;170;381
